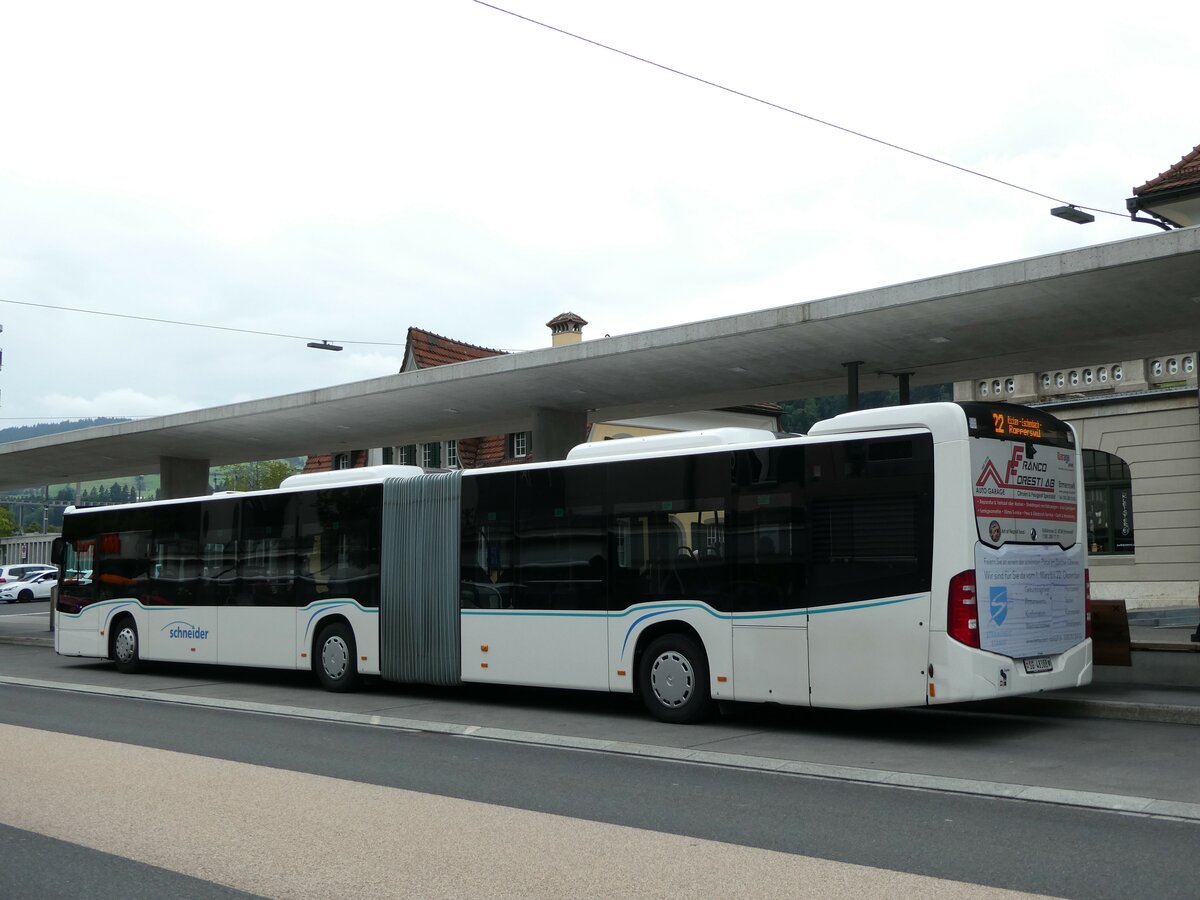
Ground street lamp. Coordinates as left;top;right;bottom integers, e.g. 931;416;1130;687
1050;205;1095;225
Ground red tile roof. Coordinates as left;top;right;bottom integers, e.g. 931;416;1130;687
403;327;505;372
1132;144;1200;195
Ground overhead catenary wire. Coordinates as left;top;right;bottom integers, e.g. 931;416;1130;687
0;297;534;353
470;0;1128;220
0;298;407;347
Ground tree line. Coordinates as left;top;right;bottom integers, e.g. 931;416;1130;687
0;459;302;537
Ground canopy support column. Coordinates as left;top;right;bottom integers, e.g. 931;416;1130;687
842;361;864;412
160;456;209;499
531;407;588;462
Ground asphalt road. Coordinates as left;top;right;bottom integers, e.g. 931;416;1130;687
0;596;50;614
4;640;1200;807
2;682;1198;899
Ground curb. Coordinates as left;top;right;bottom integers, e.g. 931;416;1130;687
979;695;1200;727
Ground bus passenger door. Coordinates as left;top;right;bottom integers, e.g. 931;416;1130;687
460;467;610;691
730;448;810;705
804;438;934;709
217;494;298;669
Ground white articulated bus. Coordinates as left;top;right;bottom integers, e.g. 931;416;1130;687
53;401;1091;722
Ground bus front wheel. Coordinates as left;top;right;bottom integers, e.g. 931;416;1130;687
315;622;361;693
638;633;714;724
112;619;142;674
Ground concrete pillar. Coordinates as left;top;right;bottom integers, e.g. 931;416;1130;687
842;360;864;412
530;407;588;462
160;456;210;499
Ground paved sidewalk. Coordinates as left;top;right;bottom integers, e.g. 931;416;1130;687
3;606;1198;725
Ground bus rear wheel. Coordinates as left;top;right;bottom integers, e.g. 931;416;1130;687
112;619;142;674
315;622;361;693
638;633;714;724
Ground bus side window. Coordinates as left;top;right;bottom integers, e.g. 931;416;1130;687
608;454;730;609
199;500;238;607
514;467;606;611
806;438;933;607
461;472;516;610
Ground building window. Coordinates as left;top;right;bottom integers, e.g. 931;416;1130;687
382;446;394;465
421;442;441;468
444;440;459;469
509;432;529;459
1083;450;1134;555
334;453;350;470
398;445;416;466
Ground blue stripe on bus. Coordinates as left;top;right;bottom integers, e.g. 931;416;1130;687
57;598;186;621
461;593;925;659
301;599;378;641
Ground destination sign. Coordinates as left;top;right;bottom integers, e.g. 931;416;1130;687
959;402;1074;448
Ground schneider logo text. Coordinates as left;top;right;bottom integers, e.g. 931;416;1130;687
164;623;210;640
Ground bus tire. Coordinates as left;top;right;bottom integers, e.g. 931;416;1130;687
112;618;142;674
315;621;361;693
638;633;714;724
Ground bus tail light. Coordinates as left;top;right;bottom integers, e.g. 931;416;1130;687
947;570;979;648
1084;569;1092;640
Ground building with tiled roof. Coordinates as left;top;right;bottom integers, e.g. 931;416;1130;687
1126;143;1200;228
301;329;517;474
401;327;506;372
954;141;1200;614
302;315;781;475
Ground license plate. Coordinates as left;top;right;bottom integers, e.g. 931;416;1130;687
1023;656;1053;674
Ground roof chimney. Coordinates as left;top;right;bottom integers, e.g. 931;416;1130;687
547;312;587;347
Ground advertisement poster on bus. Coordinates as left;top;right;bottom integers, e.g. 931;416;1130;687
974;543;1086;659
971;439;1078;548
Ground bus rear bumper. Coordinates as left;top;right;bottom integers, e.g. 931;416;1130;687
929;636;1092;705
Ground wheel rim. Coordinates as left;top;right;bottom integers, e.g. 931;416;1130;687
322;635;349;681
649;650;694;708
114;627;137;663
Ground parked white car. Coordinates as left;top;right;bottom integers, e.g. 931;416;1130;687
0;564;56;585
0;570;58;603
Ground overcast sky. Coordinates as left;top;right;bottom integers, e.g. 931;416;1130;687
0;1;1195;428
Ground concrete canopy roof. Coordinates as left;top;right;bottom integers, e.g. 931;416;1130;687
2;227;1199;490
